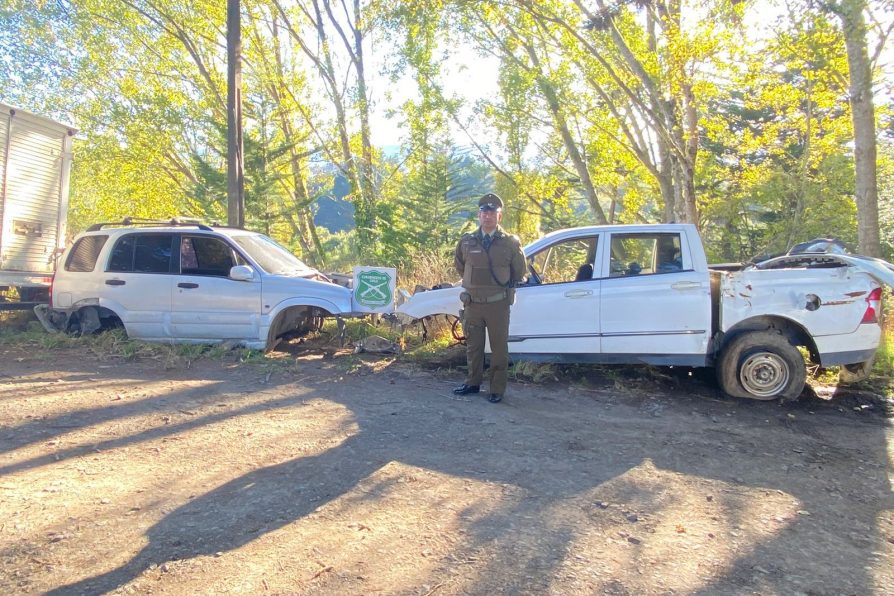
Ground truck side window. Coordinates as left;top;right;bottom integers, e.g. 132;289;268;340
529;236;597;284
609;233;682;277
65;235;108;272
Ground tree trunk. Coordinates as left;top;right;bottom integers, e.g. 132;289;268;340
657;140;675;223
681;81;700;226
352;0;377;248
226;0;245;228
523;43;608;224
838;0;881;257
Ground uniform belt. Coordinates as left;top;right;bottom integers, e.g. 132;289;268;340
469;290;507;304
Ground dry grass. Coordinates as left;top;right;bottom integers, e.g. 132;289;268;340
398;251;457;292
395;251;460;345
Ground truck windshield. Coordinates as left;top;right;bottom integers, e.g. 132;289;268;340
231;234;318;276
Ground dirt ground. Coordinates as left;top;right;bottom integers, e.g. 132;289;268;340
1;339;893;595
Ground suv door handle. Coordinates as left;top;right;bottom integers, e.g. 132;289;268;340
178;282;199;289
105;279;125;286
671;281;702;290
564;289;593;298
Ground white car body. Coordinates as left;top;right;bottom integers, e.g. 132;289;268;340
39;223;353;350
398;224;882;399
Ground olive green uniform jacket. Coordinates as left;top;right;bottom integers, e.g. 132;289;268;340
454;226;526;300
453;226;526;396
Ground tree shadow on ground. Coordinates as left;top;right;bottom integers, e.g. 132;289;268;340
25;356;892;595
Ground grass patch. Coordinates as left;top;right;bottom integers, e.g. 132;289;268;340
0;324;269;369
0;320;78;349
510;361;561;383
332;317;404;344
872;340;894;377
402;333;464;365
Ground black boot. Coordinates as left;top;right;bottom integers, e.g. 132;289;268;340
453;384;480;395
487;393;503;403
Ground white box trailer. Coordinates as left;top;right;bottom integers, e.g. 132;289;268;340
0;103;76;308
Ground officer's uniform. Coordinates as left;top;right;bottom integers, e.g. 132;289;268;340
453;195;526;402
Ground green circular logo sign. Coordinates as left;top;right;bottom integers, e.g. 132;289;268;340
356;270;393;308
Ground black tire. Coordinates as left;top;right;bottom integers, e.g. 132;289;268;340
716;331;806;401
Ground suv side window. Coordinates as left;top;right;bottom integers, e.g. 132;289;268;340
65;235;108;272
107;234;175;273
180;236;242;277
108;236;135;271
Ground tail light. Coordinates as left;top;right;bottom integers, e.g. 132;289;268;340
860;287;882;324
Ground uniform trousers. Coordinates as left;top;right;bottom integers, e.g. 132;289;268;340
463;297;511;395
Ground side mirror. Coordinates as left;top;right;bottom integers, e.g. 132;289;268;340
229;265;255;281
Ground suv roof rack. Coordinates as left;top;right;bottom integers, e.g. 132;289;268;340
87;217;215;232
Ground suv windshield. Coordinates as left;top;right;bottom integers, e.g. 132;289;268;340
231;234;317;276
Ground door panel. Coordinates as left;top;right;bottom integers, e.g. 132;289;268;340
600;232;710;357
103;234;176;340
503;234;601;355
170;235;261;340
507;281;601;355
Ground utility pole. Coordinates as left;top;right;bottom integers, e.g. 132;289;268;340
227;0;245;228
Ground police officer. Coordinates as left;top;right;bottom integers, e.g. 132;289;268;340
453;193;526;403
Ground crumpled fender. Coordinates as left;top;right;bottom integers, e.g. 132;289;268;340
395;286;464;320
33;304;67;333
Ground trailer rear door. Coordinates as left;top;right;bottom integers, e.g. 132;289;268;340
0;108;74;275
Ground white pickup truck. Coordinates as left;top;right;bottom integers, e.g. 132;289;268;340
397;224;884;401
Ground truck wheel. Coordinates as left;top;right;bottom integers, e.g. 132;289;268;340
838;356;875;384
717;331;806;401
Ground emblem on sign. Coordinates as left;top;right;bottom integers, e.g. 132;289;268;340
355;269;393;308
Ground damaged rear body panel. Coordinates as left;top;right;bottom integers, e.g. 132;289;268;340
716;267;881;366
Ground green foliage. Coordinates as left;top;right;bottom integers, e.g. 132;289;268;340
315;228;359;273
185;112;296;232
699;7;862;262
400;333;460;363
878;140;894;260
1;0;888;270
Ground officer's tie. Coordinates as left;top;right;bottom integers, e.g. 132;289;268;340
483;234;492;250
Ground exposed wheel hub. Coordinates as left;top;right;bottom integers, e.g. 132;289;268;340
739;352;790;398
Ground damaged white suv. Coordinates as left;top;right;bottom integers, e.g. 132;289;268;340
36;220;353;350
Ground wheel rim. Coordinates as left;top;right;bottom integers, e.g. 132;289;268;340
739;352;790;398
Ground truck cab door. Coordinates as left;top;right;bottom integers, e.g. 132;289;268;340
504;234;601;358
599;231;710;364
